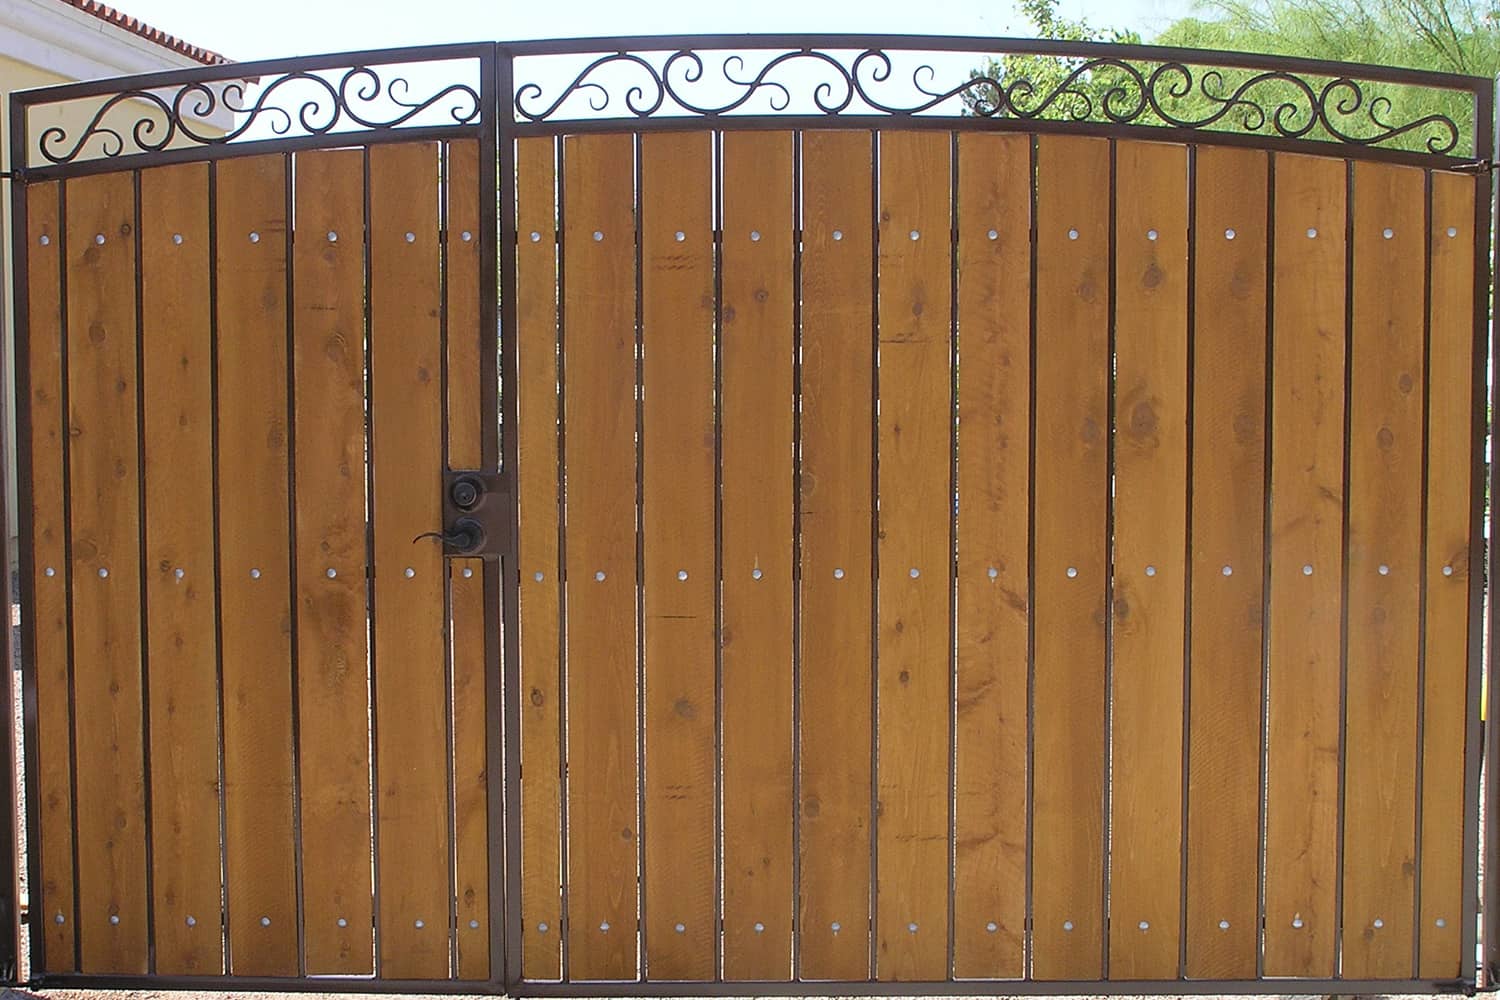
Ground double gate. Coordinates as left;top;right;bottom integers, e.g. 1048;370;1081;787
2;34;1497;996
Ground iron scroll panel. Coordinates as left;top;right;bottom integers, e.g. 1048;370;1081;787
497;34;1494;168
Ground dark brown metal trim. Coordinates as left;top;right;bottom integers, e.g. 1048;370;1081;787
507;976;1478;997
1476;72;1499;989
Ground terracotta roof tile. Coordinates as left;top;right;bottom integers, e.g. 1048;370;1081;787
55;0;231;65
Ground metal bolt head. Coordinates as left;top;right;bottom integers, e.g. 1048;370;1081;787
750;230;761;242
337;917;348;927
1222;565;1233;576
1218;919;1230;930
987;229;999;240
909;567;919;578
595;570;606;582
1378;563;1390;576
1138;920;1150;931
529;231;540;242
674;922;686;933
471;919;481;929
752;568;763;580
260;916;271;926
249;231;261;243
1373;918;1384;929
327;231;338;243
462;567;474;578
250;568;262;579
109;914;119;925
1306;227;1318;239
185;915;196;927
174;567;185;580
830;921;841;933
674;231;685;242
404;567;415;578
1303;564;1314;576
987;566;998;580
753;922;765;933
44;567;55;577
1066;566;1077;578
1446;226;1458;238
599;920;610;932
1382;227;1394;239
1436;917;1447;928
1144;565;1156;577
415;919;425;928
909;230;920;241
1067;228;1079;240
98;567;109;578
1443;565;1454;577
95;234;106;245
592;231;604;242
1063;920;1074;931
326;567;337;579
677;569;688;581
832;230;843;241
1224;228;1237;240
54;913;65;924
173;234;184;245
1147;229;1158;241
833;567;845;579
463;231;474;242
39;234;51;246
1292;916;1304;928
907;921;918;933
405;232;416;243
985;921;998;932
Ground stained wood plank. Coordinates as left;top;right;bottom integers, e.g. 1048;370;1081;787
1263;152;1347;978
1030;134;1109;982
1184;145;1268;980
873;129;952;983
1107;139;1188;981
214;154;298;977
638;131;717;983
291;148;374;975
515;133;562;983
562;132;639;982
1417;171;1477;979
798;129;874;982
719;130;795;983
139;162;223;975
446;138;491;981
1340;159;1425;980
25;179;78;972
952;132;1030;982
65;169;148;974
369;141;450;980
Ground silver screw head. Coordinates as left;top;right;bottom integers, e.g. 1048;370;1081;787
674;231;685;242
39;234;51;246
1224;228;1237;240
987;229;999;240
1067;228;1079;240
592;231;604;242
404;567;415;578
537;921;548;933
832;230;844;241
327;231;338;243
173;234;184;245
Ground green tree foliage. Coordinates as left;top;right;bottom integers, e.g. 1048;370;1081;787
965;0;1497;154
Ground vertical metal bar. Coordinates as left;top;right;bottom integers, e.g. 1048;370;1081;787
488;40;519;990
206;159;232;972
867;126;881;979
282;149;309;980
711;127;725;984
1023;132;1039;981
633;127;647;983
360;145;383;978
789;128;804;984
1333;155;1356;980
1256;150;1278;984
945;127;959;984
1476;72;1498;988
1177;143;1197;982
131;166;158;975
1101;138;1118;980
439;139;460;979
554;130;571;988
0;101;19;989
1410;165;1434;981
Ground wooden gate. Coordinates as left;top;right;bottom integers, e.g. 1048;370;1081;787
4;34;1497;998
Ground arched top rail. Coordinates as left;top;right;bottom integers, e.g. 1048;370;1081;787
7;34;1495;178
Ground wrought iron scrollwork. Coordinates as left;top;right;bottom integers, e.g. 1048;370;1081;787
35;64;482;165
511;45;1464;156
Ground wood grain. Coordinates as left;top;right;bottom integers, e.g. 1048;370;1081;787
797;129;874;982
65;168;148;974
368;141;451;980
445;137;490;981
1340;159;1424;980
138;162;223;975
214;153;298;977
719;130;795;982
1263;152;1346;978
1417;170;1477;979
515;133;562;982
952;132;1029;981
291;148;374;975
873;130;952;983
1184;145;1267;980
639;131;717;982
1107;139;1188;981
1030;134;1109;982
24;179;78;972
562;132;639;982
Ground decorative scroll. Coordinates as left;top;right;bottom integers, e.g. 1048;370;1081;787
512;46;1470;156
33;64;482;166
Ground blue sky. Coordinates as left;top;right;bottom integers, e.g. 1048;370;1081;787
112;0;1197;63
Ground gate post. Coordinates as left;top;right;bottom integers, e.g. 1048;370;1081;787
0;102;17;987
1483;71;1500;992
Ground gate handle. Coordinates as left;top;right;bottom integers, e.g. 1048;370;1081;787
412;517;486;555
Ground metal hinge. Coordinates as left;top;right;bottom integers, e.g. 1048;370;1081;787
1453;159;1493;174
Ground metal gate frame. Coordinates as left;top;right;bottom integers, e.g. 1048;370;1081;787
1;33;1497;996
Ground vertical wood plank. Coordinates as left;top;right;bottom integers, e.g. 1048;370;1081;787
24;179;79;971
369;141;450;980
139;162;223;975
1417;171;1477;979
798;129;874;982
1184;145;1268;980
562;132;639;982
719;130;795;983
65;169;148;974
1263;152;1346;978
515;134;561;982
952;132;1030;981
291;148;374;975
1030;134;1109;982
1340;159;1425;980
214;154;298;976
1107;139;1188;981
640;131;716;982
446;138;490;981
873;129;952;983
